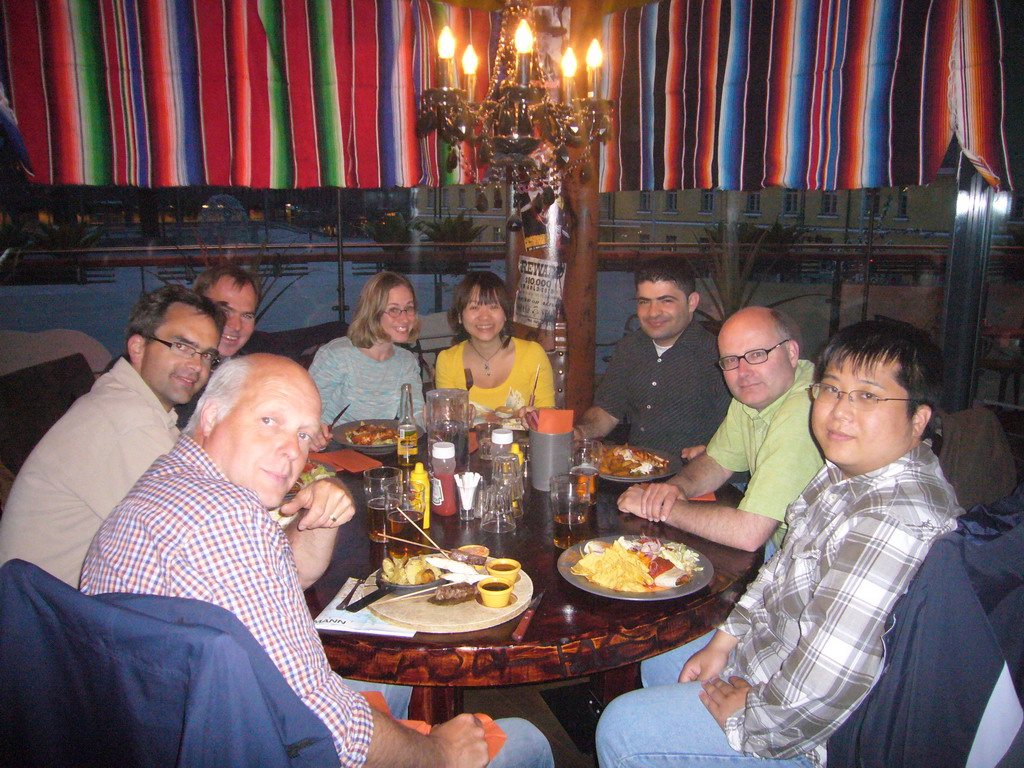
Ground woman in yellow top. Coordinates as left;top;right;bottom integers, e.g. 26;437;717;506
435;271;555;419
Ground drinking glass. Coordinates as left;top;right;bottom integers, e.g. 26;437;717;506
425;389;471;467
550;473;590;549
363;467;402;543
480;486;516;533
572;438;603;496
386;507;426;559
491;454;524;517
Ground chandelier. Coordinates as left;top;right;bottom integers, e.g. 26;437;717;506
416;0;613;219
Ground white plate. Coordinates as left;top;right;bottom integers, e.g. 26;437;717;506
333;419;399;455
556;535;714;601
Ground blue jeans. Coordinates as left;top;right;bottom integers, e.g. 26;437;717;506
488;717;555;768
596;633;813;768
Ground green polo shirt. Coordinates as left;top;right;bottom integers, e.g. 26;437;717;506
706;359;823;548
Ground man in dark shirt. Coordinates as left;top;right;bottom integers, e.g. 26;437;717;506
574;256;730;455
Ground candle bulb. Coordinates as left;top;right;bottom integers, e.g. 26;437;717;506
514;19;533;88
561;47;577;104
438;26;455;88
586;38;603;99
462;44;478;101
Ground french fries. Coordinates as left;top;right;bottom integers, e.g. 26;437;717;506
380;555;439;585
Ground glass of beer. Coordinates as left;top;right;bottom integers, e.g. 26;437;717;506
572;438;602;496
364;467;401;543
550;473;590;549
386;507;426;559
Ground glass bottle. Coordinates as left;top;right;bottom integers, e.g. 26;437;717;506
397;383;418;467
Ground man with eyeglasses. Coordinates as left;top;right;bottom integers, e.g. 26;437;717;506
618;306;822;553
0;285;224;586
596;319;960;768
574;257;730;455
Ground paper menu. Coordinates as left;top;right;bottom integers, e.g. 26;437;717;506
313;578;417;637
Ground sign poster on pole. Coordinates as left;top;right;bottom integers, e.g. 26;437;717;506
513;192;568;349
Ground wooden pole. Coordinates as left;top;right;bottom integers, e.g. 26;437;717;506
561;152;599;418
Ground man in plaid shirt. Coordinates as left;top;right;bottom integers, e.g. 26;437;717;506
82;354;552;768
596;321;962;767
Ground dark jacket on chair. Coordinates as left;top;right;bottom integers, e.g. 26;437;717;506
0;559;339;768
827;491;1024;768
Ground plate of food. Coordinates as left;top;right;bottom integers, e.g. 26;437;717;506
473;405;526;431
598;444;680;483
333;419;399;455
557;535;713;601
367;549;533;632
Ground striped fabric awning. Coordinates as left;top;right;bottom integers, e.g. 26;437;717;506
1;0;1018;191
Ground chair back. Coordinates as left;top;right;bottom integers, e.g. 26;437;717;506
0;560;338;768
827;499;1024;768
935;407;1017;510
0;353;95;475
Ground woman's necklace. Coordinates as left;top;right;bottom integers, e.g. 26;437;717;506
468;339;502;376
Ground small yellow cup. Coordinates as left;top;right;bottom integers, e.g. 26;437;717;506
485;558;521;585
477;577;513;608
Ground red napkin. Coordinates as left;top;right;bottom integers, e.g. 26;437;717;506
534;408;574;434
688;491;716;502
360;692;507;760
309;449;382;473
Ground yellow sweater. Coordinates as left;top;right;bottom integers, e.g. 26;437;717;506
435;337;555;413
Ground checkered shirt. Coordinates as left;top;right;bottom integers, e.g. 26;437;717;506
720;443;961;766
81;436;373;766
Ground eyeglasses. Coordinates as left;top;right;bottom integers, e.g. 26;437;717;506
808;383;914;410
146;336;221;366
717;339;790;371
383;306;417;318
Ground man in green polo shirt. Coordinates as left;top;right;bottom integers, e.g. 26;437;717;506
618;306;823;553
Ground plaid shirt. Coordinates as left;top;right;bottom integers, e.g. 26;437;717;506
720;444;960;765
81;436;373;767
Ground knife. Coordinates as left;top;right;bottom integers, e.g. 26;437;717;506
338;576;366;610
329;403;352;431
345;582;395;612
511;590;545;642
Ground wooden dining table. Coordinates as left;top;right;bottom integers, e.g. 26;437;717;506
305;447;763;724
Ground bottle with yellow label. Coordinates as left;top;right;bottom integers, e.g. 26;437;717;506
397;383;418;467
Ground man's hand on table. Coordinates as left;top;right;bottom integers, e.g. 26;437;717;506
680;444;706;461
617;482;684;522
280;477;354;530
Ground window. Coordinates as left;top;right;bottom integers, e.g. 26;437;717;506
666;234;677;245
700;190;715;214
1011;193;1024;222
745;192;761;214
639;191;652;211
820;191;838;216
440;188;449;210
492;188;502;209
665;191;678;212
603;194;615;218
493;226;503;241
783;190;801;216
868;192;881;219
639;232;651;244
896;190;909;219
457;188;466;209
